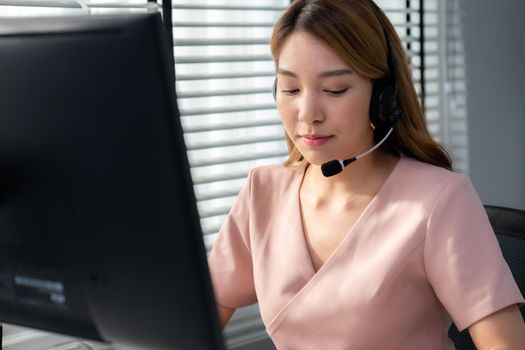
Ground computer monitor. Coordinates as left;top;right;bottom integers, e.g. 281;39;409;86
0;12;224;350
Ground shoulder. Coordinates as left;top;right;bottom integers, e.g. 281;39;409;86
241;163;302;209
386;156;479;216
398;156;472;196
249;163;301;189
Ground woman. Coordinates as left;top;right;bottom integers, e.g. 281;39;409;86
208;0;525;349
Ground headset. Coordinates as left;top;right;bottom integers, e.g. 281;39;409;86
272;0;404;177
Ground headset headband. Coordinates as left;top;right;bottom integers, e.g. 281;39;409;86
366;0;397;91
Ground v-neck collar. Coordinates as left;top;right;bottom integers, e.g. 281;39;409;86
295;155;404;277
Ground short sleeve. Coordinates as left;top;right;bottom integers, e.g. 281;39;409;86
207;170;257;309
424;173;524;331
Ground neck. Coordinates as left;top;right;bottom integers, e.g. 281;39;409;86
303;151;399;198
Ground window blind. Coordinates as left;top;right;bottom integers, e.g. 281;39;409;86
171;1;290;255
0;0;160;15
394;0;468;171
442;0;469;172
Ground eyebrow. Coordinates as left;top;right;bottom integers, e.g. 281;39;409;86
276;68;353;78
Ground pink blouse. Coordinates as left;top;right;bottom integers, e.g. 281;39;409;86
208;156;524;350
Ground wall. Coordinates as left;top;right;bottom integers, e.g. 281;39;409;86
462;0;525;210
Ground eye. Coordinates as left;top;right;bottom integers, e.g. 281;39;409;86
324;88;349;95
282;89;300;95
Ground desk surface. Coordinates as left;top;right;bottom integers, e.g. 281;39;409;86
2;324;124;350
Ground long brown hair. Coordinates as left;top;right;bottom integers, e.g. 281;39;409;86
271;0;453;170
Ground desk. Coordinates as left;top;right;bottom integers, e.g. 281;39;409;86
1;324;121;350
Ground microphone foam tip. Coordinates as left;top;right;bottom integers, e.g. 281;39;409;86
321;160;343;177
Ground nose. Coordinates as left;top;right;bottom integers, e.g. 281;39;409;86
297;91;324;125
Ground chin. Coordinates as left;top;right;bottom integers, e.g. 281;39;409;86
300;154;331;167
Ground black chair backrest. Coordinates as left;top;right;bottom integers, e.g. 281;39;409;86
448;205;525;349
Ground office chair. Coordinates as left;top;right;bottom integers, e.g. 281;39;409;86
448;205;525;349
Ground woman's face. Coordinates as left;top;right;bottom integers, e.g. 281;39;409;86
276;31;374;166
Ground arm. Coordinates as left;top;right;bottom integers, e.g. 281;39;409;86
217;304;236;330
208;170;257;330
468;304;525;350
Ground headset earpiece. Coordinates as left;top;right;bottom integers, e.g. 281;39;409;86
272;78;277;101
369;77;401;143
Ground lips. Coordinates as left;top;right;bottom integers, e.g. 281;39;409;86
301;134;332;147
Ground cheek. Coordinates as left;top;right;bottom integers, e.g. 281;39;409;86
336;93;372;126
280;118;296;141
277;103;296;131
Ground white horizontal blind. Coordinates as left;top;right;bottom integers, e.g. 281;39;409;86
443;0;468;172
0;0;160;15
382;0;468;171
378;0;444;156
172;1;290;254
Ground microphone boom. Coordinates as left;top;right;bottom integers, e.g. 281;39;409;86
320;127;395;177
